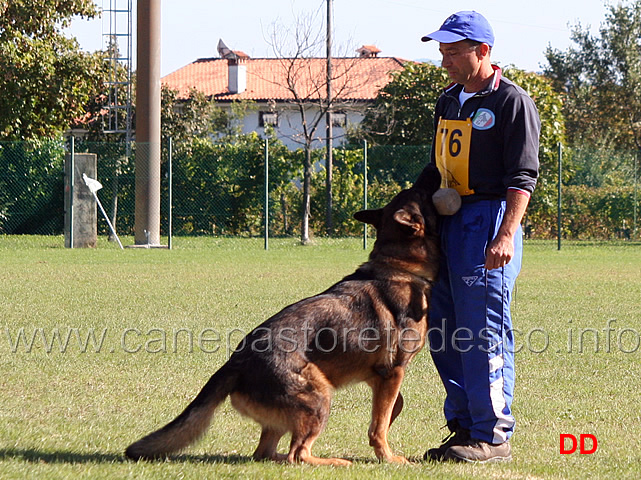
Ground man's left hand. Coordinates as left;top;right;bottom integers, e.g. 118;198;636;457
485;233;514;270
484;190;531;270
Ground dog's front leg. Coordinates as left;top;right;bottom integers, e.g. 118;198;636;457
367;366;409;463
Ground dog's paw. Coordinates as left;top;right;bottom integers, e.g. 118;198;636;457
386;454;411;464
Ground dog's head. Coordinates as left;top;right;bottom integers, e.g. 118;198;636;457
353;164;441;280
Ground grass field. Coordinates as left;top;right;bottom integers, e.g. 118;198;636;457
1;235;640;479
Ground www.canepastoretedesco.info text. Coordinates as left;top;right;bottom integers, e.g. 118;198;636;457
3;320;640;356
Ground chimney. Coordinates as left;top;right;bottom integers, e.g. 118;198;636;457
228;57;247;94
217;39;249;94
356;45;381;58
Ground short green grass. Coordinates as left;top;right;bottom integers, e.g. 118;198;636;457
1;236;640;479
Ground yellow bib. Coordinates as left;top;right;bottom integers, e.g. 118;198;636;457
435;117;475;196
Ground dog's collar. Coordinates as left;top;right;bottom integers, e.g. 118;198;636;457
353;262;436;288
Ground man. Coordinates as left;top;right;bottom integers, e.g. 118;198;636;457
419;11;540;463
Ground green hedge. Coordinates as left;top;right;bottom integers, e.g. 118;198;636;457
527;185;639;239
1;137;638;240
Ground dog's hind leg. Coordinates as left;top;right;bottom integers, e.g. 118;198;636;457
253;428;286;462
287;413;352;467
367;367;409;463
285;366;351;466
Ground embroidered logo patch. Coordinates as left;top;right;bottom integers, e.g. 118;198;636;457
462;276;479;287
443;14;457;26
472;108;496;130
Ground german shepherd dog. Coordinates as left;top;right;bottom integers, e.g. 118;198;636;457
125;164;441;466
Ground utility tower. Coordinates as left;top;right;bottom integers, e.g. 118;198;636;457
103;0;162;246
102;0;134;143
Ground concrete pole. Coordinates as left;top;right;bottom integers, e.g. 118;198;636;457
64;152;98;248
135;0;162;245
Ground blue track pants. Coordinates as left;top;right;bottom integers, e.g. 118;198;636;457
428;199;521;444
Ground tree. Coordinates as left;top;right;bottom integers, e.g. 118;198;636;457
0;0;104;140
161;86;225;146
499;67;566;237
170;132;295;236
266;10;373;243
501;67;565;181
544;1;641;152
75;37;132;142
358;63;564;171
79;83;240;238
359;63;565;156
358;62;449;146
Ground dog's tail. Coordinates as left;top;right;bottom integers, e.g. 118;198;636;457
125;364;237;460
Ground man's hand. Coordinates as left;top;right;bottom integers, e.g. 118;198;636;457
485;232;514;270
484;190;530;270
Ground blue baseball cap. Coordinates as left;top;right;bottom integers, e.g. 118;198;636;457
421;11;494;47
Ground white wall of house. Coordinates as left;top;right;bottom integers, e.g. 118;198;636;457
221;102;365;150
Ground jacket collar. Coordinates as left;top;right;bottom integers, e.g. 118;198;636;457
443;65;502;97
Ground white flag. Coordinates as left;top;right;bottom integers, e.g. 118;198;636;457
82;173;103;194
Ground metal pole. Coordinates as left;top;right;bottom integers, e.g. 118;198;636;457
363;140;368;250
168;137;173;250
325;0;334;235
135;0;162;246
634;151;638;239
70;135;75;249
557;142;562;251
265;138;269;251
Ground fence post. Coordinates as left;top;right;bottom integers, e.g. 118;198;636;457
64;147;98;248
70;136;75;249
265;138;269;251
557;142;562;251
363;140;368;250
634;150;638;239
168;137;173;250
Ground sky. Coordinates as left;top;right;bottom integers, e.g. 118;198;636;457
67;0;614;77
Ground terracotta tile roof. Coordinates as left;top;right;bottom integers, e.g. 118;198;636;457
162;56;407;102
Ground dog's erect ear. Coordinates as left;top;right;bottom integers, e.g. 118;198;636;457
413;163;442;194
354;208;383;229
393;208;423;234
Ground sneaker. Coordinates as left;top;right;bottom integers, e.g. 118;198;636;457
443;438;512;463
423;420;470;462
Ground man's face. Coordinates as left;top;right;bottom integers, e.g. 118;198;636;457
438;40;482;86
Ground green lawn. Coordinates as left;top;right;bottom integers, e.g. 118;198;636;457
1;236;640;479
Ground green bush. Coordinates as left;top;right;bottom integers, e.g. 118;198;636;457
528;185;639;240
0;139;65;234
1;137;638;240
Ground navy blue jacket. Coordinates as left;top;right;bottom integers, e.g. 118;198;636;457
430;66;540;198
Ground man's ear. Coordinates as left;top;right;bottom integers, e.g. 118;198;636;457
354;208;383;229
478;42;491;58
393;208;423;234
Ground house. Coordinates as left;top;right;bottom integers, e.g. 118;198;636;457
161;41;407;149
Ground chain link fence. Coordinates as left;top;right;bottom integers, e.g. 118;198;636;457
0;139;66;235
0;138;639;240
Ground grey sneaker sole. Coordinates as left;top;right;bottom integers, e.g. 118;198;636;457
444;451;513;463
